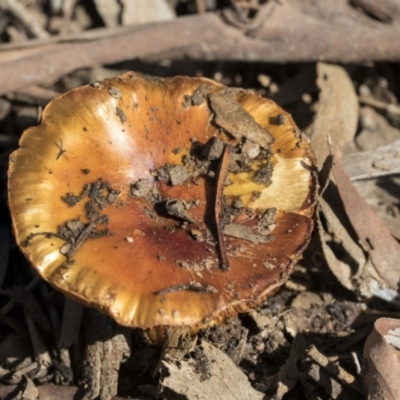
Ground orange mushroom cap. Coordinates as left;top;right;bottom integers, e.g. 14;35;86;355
8;72;318;333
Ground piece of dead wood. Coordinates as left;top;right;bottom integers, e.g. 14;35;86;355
301;363;365;400
363;318;400;400
158;340;264;400
2;0;400;94
307;345;364;395
81;310;131;400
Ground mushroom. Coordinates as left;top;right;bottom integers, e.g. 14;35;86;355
8;72;318;339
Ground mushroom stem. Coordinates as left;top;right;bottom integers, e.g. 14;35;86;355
215;144;231;271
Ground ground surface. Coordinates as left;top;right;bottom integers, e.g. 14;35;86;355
0;1;400;400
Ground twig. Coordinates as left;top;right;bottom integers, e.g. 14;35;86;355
359;95;400;125
2;1;400;94
0;0;50;38
11;85;61;105
60;0;78;35
215;145;231;271
307;345;364;395
195;0;206;14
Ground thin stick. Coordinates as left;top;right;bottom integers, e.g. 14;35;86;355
0;0;50;38
307;345;364;395
195;0;206;14
215;144;231;271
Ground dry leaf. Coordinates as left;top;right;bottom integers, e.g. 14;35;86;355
343;140;400;181
332;158;400;291
311;62;400;296
315;209;356;291
310;62;364;292
311;62;359;168
363;318;400;400
158;341;264;400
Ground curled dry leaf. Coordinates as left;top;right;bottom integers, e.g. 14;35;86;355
311;62;400;297
363;318;400;400
8;72;317;337
332;159;400;292
311;62;359;167
310;62;365;292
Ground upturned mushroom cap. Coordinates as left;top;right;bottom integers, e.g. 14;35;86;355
8;72;318;333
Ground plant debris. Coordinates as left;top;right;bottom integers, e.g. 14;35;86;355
3;6;400;397
208;88;275;149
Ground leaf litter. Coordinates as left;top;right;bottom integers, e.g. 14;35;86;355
1;8;400;396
